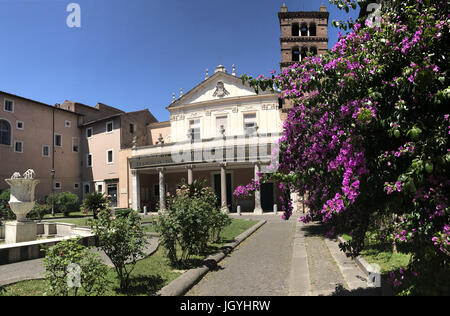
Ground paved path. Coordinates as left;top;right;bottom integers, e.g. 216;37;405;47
0;235;159;286
186;215;296;296
187;214;374;296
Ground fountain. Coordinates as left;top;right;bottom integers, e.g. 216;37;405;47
4;170;39;243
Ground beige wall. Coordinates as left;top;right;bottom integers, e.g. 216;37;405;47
0;92;82;201
80;116;121;196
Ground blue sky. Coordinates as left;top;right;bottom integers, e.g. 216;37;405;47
0;0;359;121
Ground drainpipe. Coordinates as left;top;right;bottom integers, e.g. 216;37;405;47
51;108;55;217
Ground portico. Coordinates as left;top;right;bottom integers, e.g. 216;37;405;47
128;64;285;214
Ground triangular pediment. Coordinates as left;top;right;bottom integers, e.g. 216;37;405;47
168;72;270;108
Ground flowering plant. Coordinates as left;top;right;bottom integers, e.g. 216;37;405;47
241;0;449;294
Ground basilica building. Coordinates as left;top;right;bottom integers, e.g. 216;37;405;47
129;65;283;213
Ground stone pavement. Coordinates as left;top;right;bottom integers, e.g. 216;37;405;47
288;220;374;296
0;235;159;286
187;214;377;296
186;214;297;296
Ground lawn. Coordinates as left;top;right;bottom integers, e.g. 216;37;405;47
3;218;259;296
341;233;412;273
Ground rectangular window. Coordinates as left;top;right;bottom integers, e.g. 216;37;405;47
216;116;227;136
84;184;90;194
86;127;93;138
74;183;79;190
244;113;257;135
4;99;14;112
129;123;135;134
54;182;62;190
16;121;24;130
87;154;93;167
97;184;103;193
189;119;200;140
55;134;62;147
72;137;79;152
106;121;114;133
42;145;50;157
14;141;23;153
65;121;71;128
107;149;114;164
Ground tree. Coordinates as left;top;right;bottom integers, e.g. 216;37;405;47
80;192;109;219
239;0;449;295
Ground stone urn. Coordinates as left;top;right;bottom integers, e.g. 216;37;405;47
4;170;39;243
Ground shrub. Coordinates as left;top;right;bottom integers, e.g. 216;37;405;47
240;0;449;295
0;190;14;222
27;203;51;221
42;238;109;296
90;210;148;290
157;179;230;266
80;192;109;219
114;209;135;218
46;192;79;217
56;192;79;217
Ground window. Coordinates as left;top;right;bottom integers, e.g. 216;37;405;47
14;141;23;153
55;134;62;147
4;99;14;112
72;137;79;152
86;127;93;138
97;184;103;193
0;120;12;145
16;121;24;130
301;47;308;61
87;154;93;167
292;48;300;62
74;183;79;190
106;121;114;133
42;145;50;157
300;23;308;36
244;113;257;135
309;23;317;36
54;182;62;190
216;116;227;136
65;121;71;128
107;149;114;164
189;119;200;140
292;23;299;36
310;46;318;56
84;184;90;194
129;123;135;134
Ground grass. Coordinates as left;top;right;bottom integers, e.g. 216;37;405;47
3;218;258;296
341;233;411;273
43;211;92;219
44;218;92;227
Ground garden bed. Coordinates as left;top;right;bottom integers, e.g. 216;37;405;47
2;218;258;296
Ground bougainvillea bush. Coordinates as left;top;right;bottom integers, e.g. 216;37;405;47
237;0;449;295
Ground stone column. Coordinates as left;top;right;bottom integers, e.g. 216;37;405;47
158;167;166;211
187;165;194;185
220;163;229;213
254;163;263;215
132;170;141;211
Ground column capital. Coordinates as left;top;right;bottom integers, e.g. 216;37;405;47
131;169;139;176
220;162;228;168
157;167;166;173
185;164;195;170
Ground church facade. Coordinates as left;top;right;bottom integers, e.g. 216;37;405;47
129;65;283;213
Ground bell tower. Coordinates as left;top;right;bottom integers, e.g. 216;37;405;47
278;3;329;69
